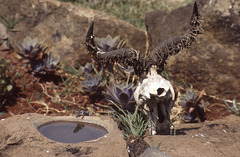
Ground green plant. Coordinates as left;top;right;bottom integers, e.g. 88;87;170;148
112;103;149;138
0;56;13;107
152;138;162;149
0;14;23;32
62;63;83;77
223;98;240;116
18;37;60;74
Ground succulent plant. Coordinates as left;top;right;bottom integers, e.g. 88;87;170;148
80;62;93;73
80;73;104;93
18;36;47;59
43;52;60;72
18;37;60;74
95;35;126;52
115;64;136;83
179;89;205;122
103;81;136;111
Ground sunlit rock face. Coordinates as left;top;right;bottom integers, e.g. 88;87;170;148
0;0;146;66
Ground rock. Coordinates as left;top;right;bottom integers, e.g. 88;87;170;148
0;113;128;157
0;23;9;50
0;0;146;66
145;0;240;99
140;147;172;157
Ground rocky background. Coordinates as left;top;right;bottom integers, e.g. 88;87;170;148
0;0;146;66
146;0;240;100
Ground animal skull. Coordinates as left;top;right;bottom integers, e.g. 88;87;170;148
134;66;175;135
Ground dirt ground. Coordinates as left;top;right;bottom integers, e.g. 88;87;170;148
1;47;239;157
145;114;240;157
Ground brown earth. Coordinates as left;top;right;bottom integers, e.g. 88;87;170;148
145;114;240;157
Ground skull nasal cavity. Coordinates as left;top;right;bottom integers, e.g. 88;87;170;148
157;88;164;95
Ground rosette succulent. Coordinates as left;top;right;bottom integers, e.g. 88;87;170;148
80;73;104;93
179;89;205;122
18;36;46;59
43;52;60;72
80;62;93;74
18;37;60;74
95;35;126;52
103;81;136;111
95;35;127;73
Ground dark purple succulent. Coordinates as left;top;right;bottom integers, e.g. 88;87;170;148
95;35;126;52
18;37;60;74
179;89;205;122
103;81;136;110
18;37;47;59
43;52;60;71
80;62;93;73
80;73;104;93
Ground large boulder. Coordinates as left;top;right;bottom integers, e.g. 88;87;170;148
145;0;240;99
0;0;146;66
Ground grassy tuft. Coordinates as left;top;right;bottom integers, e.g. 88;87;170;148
223;98;240;116
111;102;149;138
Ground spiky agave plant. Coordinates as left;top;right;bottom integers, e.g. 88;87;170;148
103;80;136;111
179;89;205;122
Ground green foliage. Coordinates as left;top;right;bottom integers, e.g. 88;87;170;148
59;0;191;28
0;15;23;32
152;138;162;149
112;103;150;138
0;55;13;107
223;98;240;116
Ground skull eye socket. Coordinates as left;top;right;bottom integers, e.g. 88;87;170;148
157;88;164;95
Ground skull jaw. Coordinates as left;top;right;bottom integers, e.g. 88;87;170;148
134;66;175;135
149;100;173;135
